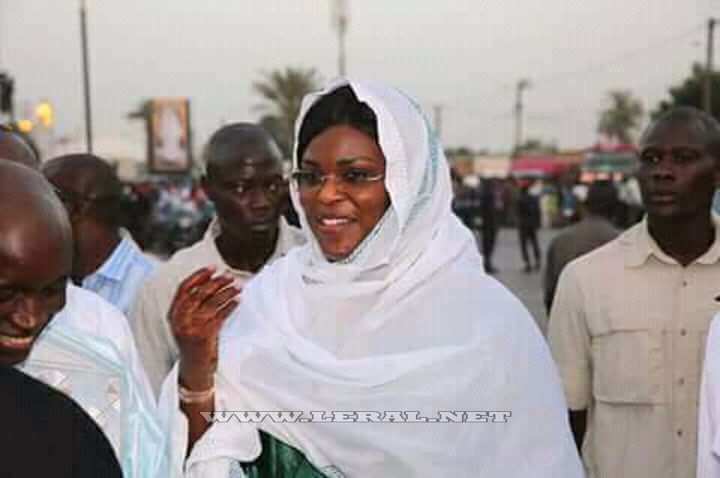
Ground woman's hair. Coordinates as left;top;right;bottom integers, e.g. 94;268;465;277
296;86;379;163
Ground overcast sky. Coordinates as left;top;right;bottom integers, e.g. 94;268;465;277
0;0;717;154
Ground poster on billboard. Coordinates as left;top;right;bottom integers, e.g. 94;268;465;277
148;97;191;173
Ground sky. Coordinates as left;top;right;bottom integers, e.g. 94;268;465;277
0;0;717;155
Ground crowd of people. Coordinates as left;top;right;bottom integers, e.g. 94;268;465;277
451;166;644;278
1;80;720;477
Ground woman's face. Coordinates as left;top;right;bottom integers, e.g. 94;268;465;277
298;125;390;261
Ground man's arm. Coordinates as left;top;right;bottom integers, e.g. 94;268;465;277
569;409;587;452
543;242;559;315
129;274;178;396
548;264;593;452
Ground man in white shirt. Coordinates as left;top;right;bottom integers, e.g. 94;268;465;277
0;160;166;476
43;154;158;315
549;107;720;477
131;123;305;394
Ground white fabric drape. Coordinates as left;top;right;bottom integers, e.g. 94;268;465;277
162;80;583;477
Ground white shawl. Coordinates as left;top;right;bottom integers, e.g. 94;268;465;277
163;80;583;477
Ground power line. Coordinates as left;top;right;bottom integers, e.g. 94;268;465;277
529;22;706;87
442;22;706;112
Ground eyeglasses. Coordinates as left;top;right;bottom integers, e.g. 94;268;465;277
638;148;703;166
291;169;384;192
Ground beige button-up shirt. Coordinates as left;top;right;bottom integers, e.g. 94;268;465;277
548;215;720;478
129;217;305;395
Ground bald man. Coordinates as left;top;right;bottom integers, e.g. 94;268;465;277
0;124;39;168
43;154;158;315
0;161;167;477
131;123;305;394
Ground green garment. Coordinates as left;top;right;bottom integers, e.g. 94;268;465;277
241;431;329;478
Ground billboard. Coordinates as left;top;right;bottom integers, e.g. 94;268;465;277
147;97;191;173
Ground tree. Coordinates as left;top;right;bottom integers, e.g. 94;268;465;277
654;63;720;120
253;67;321;156
597;90;644;144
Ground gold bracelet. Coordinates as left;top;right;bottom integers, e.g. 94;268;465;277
178;383;215;404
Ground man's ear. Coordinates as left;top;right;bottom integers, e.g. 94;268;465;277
63;199;89;225
201;174;216;203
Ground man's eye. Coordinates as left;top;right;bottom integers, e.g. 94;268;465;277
0;289;17;302
44;283;66;296
266;179;284;193
674;151;699;163
640;152;660;164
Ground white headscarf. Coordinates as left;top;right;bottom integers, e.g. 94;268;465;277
167;80;582;477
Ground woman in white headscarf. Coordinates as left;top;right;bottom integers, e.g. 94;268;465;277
161;80;583;477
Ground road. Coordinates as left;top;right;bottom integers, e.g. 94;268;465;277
479;227;560;335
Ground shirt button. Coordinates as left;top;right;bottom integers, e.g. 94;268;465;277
680;329;687;336
677;429;683;437
682;280;688;287
678;378;685;386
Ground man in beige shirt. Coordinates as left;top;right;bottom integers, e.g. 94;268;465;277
130;123;305;394
549;106;720;478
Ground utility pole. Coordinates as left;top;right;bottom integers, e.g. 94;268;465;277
433;104;443;140
80;0;93;153
705;18;717;114
332;0;348;77
514;79;531;153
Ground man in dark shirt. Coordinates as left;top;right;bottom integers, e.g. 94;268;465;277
516;181;542;272
0;364;122;477
544;180;620;313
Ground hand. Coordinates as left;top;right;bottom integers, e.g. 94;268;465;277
168;267;240;390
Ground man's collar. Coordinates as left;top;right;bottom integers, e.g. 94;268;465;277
204;215;295;272
89;231;138;282
623;214;720;267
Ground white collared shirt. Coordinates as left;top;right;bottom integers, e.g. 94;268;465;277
129;217;305;395
698;313;720;477
549;215;720;477
19;284;166;477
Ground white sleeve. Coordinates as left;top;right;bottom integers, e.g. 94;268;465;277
697;315;720;478
158;364;262;477
129;274;180;397
96;297;157;408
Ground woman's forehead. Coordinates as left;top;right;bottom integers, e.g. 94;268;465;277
303;127;384;161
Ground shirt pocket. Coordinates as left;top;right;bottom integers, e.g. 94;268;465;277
591;314;664;405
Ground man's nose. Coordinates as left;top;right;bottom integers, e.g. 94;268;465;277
248;187;273;209
650;165;674;182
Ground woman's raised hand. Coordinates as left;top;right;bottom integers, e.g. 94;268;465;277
168;267;240;390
